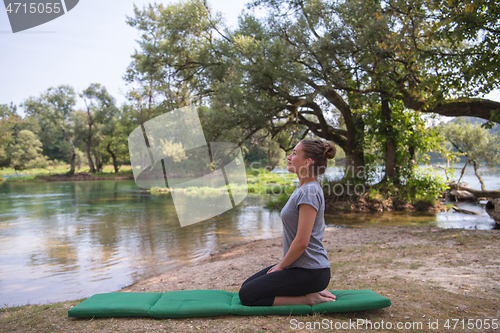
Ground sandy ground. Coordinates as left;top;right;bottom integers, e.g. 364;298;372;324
3;225;500;333
121;226;500;297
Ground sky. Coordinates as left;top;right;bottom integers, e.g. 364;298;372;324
0;0;251;113
1;0;499;116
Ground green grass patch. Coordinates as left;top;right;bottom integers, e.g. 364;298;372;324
0;165;133;182
264;192;291;211
5;164;132;175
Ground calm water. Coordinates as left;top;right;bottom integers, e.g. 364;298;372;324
0;164;498;307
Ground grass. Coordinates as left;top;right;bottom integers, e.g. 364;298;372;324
246;168;296;208
0;164;72;176
264;192;291;210
0;165;133;182
147;168;295;197
246;168;295;195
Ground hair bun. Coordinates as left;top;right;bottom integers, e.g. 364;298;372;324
322;143;336;159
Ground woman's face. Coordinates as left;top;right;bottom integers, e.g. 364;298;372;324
286;142;311;175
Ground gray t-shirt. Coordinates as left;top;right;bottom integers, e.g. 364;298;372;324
280;181;330;269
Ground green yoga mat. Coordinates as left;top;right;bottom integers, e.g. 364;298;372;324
68;290;391;318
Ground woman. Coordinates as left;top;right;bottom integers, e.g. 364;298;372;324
239;139;337;306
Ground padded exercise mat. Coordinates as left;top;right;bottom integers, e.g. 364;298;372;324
68;289;391;318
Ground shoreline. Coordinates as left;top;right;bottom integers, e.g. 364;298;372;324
2;225;499;332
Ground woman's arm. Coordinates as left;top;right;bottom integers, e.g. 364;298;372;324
267;203;317;273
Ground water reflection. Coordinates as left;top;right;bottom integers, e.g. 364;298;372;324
434;202;497;230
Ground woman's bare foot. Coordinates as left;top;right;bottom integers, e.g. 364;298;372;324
305;292;336;305
319;290;336;301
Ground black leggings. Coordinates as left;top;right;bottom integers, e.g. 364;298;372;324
238;265;331;306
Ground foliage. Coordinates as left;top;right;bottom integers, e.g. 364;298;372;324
368;168;448;205
364;100;443;181
401;169;448;204
0;103;21;167
125;0;500;186
9;130;48;170
78;83;119;173
243;130;287;170
22;85;77;160
427;0;500;98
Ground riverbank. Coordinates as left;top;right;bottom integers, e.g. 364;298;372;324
1;226;498;332
36;171;134;182
1;165;134;182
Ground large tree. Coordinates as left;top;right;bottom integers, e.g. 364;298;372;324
440;119;500;191
0;103;21;167
23;86;78;175
79;84;118;173
126;0;500;182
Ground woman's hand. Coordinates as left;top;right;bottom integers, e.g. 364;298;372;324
267;264;285;274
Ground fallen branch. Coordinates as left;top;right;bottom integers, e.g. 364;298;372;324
452;206;482;215
448;183;500;199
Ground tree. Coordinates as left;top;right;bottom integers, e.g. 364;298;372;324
9;130;48;171
242;130;288;170
440;119;500;190
23;85;78;175
79;84;118;173
97;113;130;173
124;2;201;123
0;103;21;167
126;0;500;184
364;100;443;182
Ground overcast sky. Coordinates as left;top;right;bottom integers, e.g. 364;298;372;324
1;0;498;116
0;0;250;113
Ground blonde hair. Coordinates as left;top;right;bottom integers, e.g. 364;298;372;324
300;139;336;176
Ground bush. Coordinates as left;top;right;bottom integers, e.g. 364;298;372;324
401;169;448;204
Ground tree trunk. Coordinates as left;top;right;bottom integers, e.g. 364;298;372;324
471;160;486;191
449;183;500;199
94;154;103;173
107;142;119;173
86;123;95;173
318;87;366;179
62;128;76;176
457;161;469;184
381;99;397;183
408;124;416;171
343;143;365;180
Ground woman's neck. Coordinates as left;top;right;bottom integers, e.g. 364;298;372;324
298;175;317;187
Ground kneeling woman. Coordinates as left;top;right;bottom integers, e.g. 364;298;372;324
239;139;337;306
